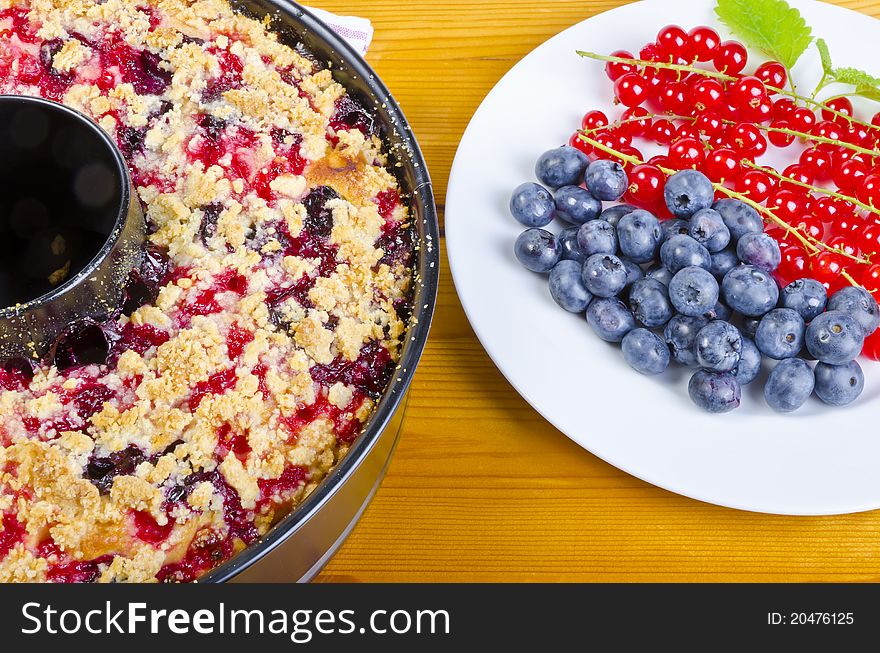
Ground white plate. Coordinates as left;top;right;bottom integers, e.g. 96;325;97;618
446;0;880;515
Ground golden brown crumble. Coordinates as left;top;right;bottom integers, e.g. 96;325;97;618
0;0;413;583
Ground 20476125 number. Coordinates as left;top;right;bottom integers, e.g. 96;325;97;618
768;612;854;625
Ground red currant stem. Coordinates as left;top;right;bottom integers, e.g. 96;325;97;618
711;185;823;258
576;130;869;275
576;131;658;170
647;111;880;158
581;115;650;135
740;158;880;224
576;131;819;255
576;51;880;132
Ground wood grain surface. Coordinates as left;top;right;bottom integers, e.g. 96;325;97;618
313;0;880;582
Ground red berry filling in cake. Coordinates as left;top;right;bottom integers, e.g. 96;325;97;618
0;0;413;582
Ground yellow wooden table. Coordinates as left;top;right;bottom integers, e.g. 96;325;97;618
314;0;880;582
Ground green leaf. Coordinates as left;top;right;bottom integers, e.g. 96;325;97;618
831;67;880;88
715;0;813;70
855;85;880;102
816;38;833;76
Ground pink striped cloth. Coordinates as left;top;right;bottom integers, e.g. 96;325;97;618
304;6;373;56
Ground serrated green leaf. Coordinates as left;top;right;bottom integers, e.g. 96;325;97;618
831;66;880;88
855;85;880;102
715;0;813;70
816;38;833;76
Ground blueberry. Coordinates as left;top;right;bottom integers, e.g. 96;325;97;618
827;286;880;336
664;169;714;218
660;235;712;273
709;246;739;279
509;182;555;227
814;360;865;407
735;337;762;386
558;226;588;264
554;185;602;225
646;264;673;287
710;301;732;321
576;219;618;257
721;265;779;317
514;228;560;273
688;208;730;253
668;266;720;317
585;159;628;201
660;218;691;242
688;370;741;413
664;314;709;367
805;310;865;364
582;253;628;298
741;317;761;339
736;232;781;272
586;297;636;342
535;145;589;189
781;278;827;322
695;320;742;372
617;209;661;263
622;328;670;375
549;260;593;312
764;358;815;413
713;198;764;241
600;204;636;227
621;258;645;289
755;308;805;359
628;278;673;328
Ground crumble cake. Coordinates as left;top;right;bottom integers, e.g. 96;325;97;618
0;0;414;582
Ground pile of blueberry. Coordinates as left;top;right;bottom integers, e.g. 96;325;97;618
511;146;879;414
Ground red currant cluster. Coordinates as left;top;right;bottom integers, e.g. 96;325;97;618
569;24;880;359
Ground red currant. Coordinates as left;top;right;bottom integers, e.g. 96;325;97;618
730;75;767;111
812;120;844;143
754;61;787;91
605;50;636;81
791;215;825;241
730;122;767;157
668;137;705;169
767;120;794;147
614;73;649;107
569;132;592;156
691;78;724;112
619;106;651;137
782;163;814;187
860;220;880;257
768;189;808;223
821;96;854;124
702;147;741;182
659;81;691;115
776;244;809;285
581;109;609;131
831;211;864;239
872;111;880;129
862;262;880;293
695;112;724;137
627;163;666;204
790;107;816;134
772;97;796;120
648;154;672;168
614;145;644;171
712;40;748;74
748;98;774;124
736;169;772;202
649;118;676;145
656;25;690;61
674;123;700;142
687;25;721;61
857;173;880;208
799;147;832;181
826;235;861;258
863;325;880;360
811;251;849;293
832;158;868;193
812;195;851;224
